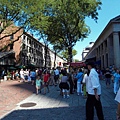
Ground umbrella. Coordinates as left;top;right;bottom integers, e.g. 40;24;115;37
16;65;25;69
8;67;17;70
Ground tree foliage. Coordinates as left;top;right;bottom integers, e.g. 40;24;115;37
61;49;77;61
42;0;102;62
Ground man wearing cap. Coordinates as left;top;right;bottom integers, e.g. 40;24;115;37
86;62;104;120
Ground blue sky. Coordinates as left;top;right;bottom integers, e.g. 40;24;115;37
74;0;120;61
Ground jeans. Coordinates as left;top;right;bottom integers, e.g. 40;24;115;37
77;82;82;94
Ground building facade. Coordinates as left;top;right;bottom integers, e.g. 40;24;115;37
0;24;66;68
84;15;120;69
82;42;94;61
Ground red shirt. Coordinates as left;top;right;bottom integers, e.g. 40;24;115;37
43;74;49;82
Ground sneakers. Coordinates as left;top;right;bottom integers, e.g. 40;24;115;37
63;95;70;98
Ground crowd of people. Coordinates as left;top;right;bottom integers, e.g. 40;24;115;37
1;63;120;119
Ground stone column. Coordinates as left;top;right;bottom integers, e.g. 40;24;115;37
107;37;110;66
103;42;107;68
113;32;120;68
107;37;114;66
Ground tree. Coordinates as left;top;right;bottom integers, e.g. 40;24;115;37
44;0;101;64
26;0;101;70
0;0;46;52
61;49;77;62
74;59;79;62
52;44;63;68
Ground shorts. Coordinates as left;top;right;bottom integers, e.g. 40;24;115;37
31;77;36;81
59;82;69;90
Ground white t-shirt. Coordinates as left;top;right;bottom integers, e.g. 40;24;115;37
82;74;89;92
20;70;24;76
115;88;120;103
87;68;101;95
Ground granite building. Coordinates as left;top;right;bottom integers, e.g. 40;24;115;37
84;15;120;69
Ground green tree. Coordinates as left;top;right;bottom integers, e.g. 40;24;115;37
74;59;79;62
0;0;46;52
61;49;77;62
44;0;101;64
52;43;63;68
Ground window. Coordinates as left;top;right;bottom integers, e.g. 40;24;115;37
10;44;13;50
10;34;14;40
22;44;25;49
23;35;26;40
105;40;107;47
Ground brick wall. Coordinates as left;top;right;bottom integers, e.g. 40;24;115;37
0;24;23;64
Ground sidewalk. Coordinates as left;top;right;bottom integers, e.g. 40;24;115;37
0;80;118;120
0;80;35;118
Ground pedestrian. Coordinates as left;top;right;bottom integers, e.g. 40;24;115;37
36;76;42;95
15;70;19;80
59;72;70;98
24;69;29;82
115;87;120;120
82;69;90;98
68;72;74;94
54;67;60;86
30;69;36;85
43;71;50;94
75;68;83;96
49;68;55;86
73;70;77;92
113;69;120;94
86;62;104;120
104;68;111;88
19;69;25;82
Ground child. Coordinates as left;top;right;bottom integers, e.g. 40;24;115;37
36;76;42;95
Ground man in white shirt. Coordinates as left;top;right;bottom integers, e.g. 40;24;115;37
86;62;104;120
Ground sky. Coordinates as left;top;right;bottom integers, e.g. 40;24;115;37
74;0;120;61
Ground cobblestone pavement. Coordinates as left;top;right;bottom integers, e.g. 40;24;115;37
0;80;118;120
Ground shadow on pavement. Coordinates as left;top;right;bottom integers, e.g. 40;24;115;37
1;106;116;120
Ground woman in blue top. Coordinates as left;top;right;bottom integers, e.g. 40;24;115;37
113;69;120;94
75;68;83;95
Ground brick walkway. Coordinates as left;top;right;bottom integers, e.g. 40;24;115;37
0;80;35;117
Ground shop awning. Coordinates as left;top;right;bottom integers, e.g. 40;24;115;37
70;62;86;67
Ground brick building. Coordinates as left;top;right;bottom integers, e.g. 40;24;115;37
0;24;66;69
